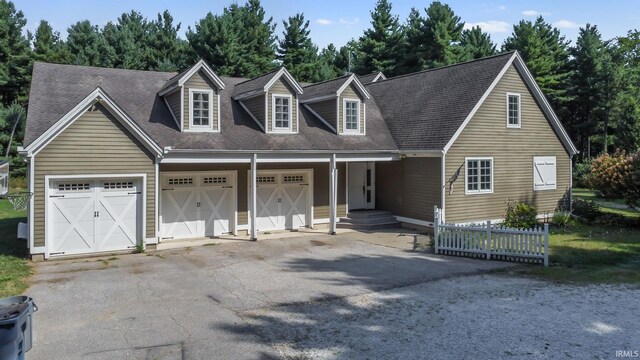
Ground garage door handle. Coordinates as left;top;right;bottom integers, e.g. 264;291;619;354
222;186;233;189
128;191;141;195
162;188;174;191
49;195;65;198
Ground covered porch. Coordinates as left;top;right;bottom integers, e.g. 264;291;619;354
154;151;398;244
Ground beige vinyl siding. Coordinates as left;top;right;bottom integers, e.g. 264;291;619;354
376;158;441;222
160;162;346;225
165;90;181;126
307;99;337;130
242;95;266;128
445;65;571;223
33;104;156;247
183;70;220;131
338;84;365;134
266;78;298;133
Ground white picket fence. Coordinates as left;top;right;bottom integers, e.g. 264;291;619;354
434;207;549;266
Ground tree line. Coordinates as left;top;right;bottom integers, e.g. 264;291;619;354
0;0;639;178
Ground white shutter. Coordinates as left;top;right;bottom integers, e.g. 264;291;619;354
533;157;557;191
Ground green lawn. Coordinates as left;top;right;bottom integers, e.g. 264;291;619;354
573;188;640;216
510;189;640;283
0;198;31;298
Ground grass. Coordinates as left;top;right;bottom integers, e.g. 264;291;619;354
0;198;31;298
511;189;640;283
514;223;640;283
573;188;640;215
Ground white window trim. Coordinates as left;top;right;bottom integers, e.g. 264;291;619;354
464;157;494;195
341;98;361;135
188;88;215;132
271;93;294;133
506;92;521;129
533;156;557;191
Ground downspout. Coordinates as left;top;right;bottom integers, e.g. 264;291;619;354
440;150;446;224
569;154;574;213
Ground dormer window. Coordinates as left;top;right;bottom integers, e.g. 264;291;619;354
273;94;292;132
344;99;360;132
190;89;214;130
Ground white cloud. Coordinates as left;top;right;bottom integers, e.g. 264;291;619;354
553;20;581;29
339;18;359;25
464;21;511;34
498;5;507;11
522;10;551;17
316;19;333;25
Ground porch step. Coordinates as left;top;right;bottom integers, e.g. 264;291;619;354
338;210;400;230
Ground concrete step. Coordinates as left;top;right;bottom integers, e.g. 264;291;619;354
345;210;393;220
339;216;398;225
337;220;401;230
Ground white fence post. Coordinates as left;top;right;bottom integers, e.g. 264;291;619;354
434;206;439;254
485;220;491;260
543;223;549;267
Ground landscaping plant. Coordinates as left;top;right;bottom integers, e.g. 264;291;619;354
503;200;538;229
587;149;640;207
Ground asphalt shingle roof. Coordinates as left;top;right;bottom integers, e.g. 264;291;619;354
24;63;398;152
300;74;352;101
366;52;514;150
231;67;282;98
358;72;385;84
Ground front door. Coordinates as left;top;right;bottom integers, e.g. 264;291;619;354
348;162;375;211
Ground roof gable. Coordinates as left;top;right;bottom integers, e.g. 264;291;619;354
301;74;370;103
233;67;303;100
358;71;386;84
158;60;225;96
22;87;162;157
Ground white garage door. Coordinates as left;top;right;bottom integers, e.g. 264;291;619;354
49;179;140;256
161;172;235;240
252;171;310;232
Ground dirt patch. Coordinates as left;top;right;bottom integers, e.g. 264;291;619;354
310;240;329;247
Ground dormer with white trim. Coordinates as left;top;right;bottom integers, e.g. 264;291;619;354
233;67;303;134
158;59;225;133
300;74;370;136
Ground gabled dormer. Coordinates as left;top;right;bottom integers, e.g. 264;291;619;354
358;71;386;84
158;60;225;133
233;67;304;134
300;74;370;135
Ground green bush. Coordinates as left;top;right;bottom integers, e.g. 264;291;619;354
572;198;602;222
551;211;573;226
503;200;538;229
593;212;627;227
572;158;592;188
8;176;26;190
587;150;640;207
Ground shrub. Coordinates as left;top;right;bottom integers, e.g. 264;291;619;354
551;211;573;226
572;198;602;222
503;200;538;229
593;213;627;227
8;176;27;190
587;149;640;207
572;158;592;188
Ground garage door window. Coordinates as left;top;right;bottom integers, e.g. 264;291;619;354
103;181;134;190
168;178;194;186
203;176;228;185
283;175;305;183
257;176;276;184
58;183;91;192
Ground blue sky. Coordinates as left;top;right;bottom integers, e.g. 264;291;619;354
13;0;640;49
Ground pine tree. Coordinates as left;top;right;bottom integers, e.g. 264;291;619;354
187;0;276;77
102;11;150;70
277;13;321;82
503;17;572;119
317;44;342;80
0;0;32;105
459;26;496;60
399;7;425;74
147;10;191;71
355;0;403;76
32;20;70;64
0;103;26;176
422;1;465;67
611;30;640;152
67;20;113;67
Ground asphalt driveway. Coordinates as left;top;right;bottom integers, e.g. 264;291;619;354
26;234;639;359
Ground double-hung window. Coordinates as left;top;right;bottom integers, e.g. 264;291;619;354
190;89;213;129
507;92;521;128
344;100;360;132
466;158;493;194
273;95;292;131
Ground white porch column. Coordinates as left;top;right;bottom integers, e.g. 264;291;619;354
329;154;337;235
250;153;257;241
